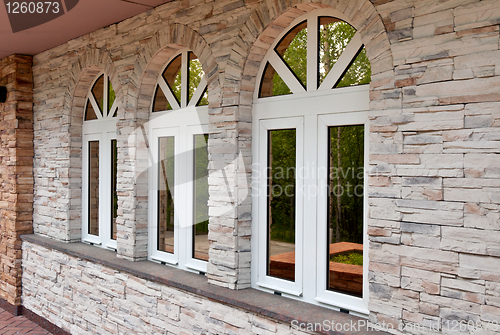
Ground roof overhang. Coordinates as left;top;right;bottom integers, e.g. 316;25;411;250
0;0;172;60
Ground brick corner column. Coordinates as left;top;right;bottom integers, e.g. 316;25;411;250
0;54;34;309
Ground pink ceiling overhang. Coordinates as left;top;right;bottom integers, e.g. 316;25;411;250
0;0;172;60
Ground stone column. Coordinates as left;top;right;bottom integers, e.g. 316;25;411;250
0;54;34;313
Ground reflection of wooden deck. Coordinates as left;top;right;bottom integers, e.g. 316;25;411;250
269;242;363;296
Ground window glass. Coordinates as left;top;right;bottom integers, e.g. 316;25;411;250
162;54;182;105
188;53;208;106
153;85;171;112
111;139;118;240
85;73;117;121
259;21;307;98
327;125;364;297
193;134;209;261
319;18;355;86
267;129;296;281
158;136;175;254
259;62;292;98
85;99;98;121
108;80;116;115
335;48;371;88
91;75;104;114
88;141;100;236
275;21;307;89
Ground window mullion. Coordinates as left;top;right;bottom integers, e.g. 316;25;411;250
158;77;181;110
103;74;109;117
307;16;319;92
268;53;306;94
187;75;207;107
181;51;189;108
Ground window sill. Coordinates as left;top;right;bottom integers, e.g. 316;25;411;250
21;234;386;335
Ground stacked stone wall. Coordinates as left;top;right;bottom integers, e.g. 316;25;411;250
367;0;500;332
22;241;312;335
0;54;33;307
26;0;500;333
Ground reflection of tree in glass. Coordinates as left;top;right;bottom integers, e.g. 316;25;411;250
270;18;371;96
269;129;296;244
319;21;371;88
272;26;307;95
189;58;208;106
169;58;208;107
328;125;364;244
194;134;209;234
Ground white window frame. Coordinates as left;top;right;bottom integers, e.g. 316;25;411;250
82;72;118;250
251;9;370;316
148;48;210;273
255;116;304;296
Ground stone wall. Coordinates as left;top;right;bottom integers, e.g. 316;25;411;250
22;241;312;335
0;54;33;307
366;0;500;331
27;0;500;333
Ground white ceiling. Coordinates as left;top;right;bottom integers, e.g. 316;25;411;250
0;0;172;60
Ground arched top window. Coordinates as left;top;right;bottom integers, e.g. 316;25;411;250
82;72;118;250
251;10;370;315
152;49;208;112
148;48;210;273
84;73;117;121
256;11;371;99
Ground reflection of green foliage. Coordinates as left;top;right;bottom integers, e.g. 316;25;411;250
109;80;116;112
194;134;209;234
329;125;364;244
330;252;363;266
273;27;307;95
271;19;371;96
161;137;175;231
169;58;208;106
269;129;296;244
190;59;208;106
171;70;182;104
322;22;371;88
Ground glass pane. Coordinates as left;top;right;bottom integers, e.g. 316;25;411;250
196;87;209;107
193;134;209;261
259;62;292;98
335;47;371;88
111;140;118;240
85;99;98;121
158;136;175;253
275;20;307;90
267;129;296;281
162;54;182;106
108;79;116;114
91;75;104;114
152;85;171;112
188;52;207;105
88;141;99;236
327;125;364;297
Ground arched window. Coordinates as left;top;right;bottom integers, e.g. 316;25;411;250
252;9;370;314
148;49;210;273
82;73;118;250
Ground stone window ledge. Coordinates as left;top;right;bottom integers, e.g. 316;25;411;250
21;234;386;335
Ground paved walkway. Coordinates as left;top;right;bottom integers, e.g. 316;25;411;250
0;308;51;335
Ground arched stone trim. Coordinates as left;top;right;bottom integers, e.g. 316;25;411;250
236;0;395;107
125;24;219;261
65;49;122;242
